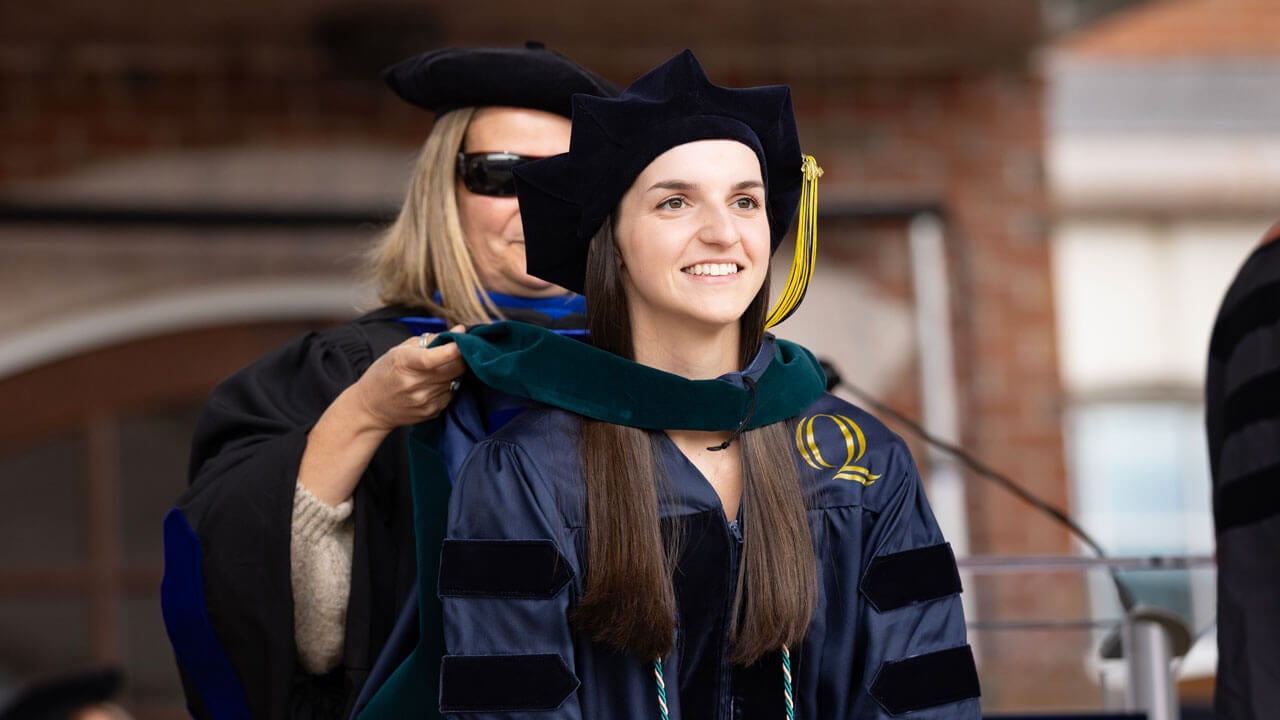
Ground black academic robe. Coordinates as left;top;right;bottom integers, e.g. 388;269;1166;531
1207;231;1280;720
162;303;584;720
428;331;981;718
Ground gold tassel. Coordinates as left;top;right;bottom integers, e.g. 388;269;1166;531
764;155;822;329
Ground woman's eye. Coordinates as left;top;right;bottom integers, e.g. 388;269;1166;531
734;196;761;210
659;197;687;210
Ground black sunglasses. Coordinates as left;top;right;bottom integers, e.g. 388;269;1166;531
456;152;543;197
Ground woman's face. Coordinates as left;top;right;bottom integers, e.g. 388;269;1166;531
613;139;770;335
457;107;573;298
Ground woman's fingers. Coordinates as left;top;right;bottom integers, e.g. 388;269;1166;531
356;326;471;426
404;324;463;350
401;342;463;377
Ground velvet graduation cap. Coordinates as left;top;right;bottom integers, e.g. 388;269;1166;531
514;49;822;327
383;41;618;118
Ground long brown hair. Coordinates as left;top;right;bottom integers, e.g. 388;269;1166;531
572;220;817;664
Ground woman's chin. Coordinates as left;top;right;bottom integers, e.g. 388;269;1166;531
673;308;751;332
509;278;572;298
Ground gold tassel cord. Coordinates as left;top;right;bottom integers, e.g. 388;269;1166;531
764;155;822;329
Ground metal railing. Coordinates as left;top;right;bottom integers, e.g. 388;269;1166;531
958;554;1216;720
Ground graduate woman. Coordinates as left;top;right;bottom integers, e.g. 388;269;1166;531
421;51;981;718
160;44;616;718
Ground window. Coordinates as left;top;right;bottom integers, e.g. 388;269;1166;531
1067;399;1213;627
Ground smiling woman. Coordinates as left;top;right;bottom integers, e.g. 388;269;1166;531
404;50;982;719
616;140;772;354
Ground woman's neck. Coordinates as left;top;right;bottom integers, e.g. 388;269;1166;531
629;312;742;380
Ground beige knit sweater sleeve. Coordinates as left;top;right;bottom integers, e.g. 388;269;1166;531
290;482;355;674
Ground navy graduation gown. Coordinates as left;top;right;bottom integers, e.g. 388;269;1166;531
437;342;980;719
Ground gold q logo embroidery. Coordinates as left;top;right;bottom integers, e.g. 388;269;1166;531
795;414;881;486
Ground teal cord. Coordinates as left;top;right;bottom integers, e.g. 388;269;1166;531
655;647;794;719
654;659;669;720
783;644;794;719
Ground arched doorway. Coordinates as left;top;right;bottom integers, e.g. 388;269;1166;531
0;317;344;718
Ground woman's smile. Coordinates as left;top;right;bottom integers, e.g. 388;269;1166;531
614;139;771;335
681;261;743;278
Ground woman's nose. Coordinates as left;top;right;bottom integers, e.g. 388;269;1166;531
695;205;739;247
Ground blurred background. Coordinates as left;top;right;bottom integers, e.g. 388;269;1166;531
0;0;1276;716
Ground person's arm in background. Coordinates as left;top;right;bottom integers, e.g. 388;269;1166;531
290;331;463;672
168;324;460;715
298;331;463;506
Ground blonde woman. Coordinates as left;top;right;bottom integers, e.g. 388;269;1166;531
162;44;615;719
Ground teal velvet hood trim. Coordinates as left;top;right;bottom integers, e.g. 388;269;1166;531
441;321;827;428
